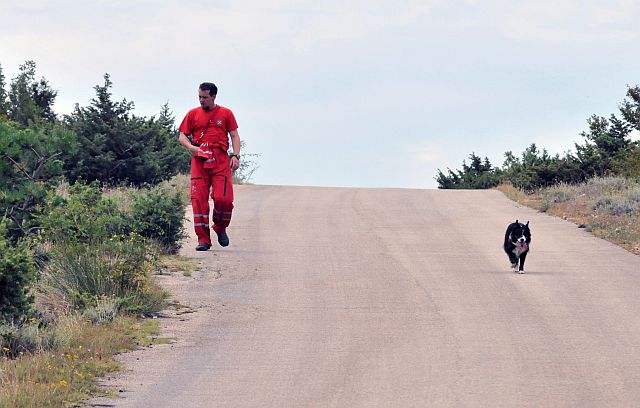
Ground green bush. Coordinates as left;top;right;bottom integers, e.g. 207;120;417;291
35;180;183;319
0;220;35;323
131;185;186;254
40;181;132;245
41;180;186;254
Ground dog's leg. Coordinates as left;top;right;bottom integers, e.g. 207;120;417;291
507;251;518;271
518;252;528;274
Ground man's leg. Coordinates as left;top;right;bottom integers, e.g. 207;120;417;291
190;158;212;249
211;172;234;247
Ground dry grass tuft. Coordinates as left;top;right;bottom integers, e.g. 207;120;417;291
497;177;640;255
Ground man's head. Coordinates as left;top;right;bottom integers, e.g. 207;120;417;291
198;82;217;110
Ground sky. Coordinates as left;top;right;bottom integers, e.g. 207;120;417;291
1;0;639;189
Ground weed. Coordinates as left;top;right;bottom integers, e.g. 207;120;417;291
37;235;167;316
0;316;165;407
159;255;200;276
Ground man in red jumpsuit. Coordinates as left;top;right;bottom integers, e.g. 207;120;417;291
178;82;241;251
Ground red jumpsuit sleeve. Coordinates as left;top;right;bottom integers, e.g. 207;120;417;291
179;110;194;135
227;110;238;132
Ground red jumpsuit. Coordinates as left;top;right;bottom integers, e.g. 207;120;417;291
179;105;238;246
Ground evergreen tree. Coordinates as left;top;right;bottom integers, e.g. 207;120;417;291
6;61;57;127
435;153;500;189
0;64;8;118
8;61;40;126
31;77;58;122
63;74;188;185
620;85;640;131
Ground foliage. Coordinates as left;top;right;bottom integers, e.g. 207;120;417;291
39;181;131;245
0;121;77;241
62;74;190;185
131;185;187;254
0;220;35;323
40;180;187;253
437;85;640;189
0;64;8;118
614;144;640;178
5;61;57;127
502;144;584;191
32;180;187;320
435;153;500;189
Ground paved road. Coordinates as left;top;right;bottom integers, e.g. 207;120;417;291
94;186;640;407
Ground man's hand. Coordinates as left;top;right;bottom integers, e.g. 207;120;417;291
230;156;240;171
179;132;200;156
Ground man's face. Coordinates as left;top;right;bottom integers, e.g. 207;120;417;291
198;89;216;110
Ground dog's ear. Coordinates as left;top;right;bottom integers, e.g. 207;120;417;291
526;221;529;226
515;219;519;224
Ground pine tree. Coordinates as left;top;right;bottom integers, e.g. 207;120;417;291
6;61;57;126
0;64;8;118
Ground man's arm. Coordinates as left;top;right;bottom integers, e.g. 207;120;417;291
229;129;241;171
178;132;199;156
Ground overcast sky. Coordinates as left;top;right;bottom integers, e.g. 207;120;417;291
1;0;639;188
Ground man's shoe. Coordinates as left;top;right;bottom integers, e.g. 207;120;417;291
195;242;211;251
216;231;229;247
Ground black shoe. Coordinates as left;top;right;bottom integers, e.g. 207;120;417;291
216;231;229;247
195;243;211;251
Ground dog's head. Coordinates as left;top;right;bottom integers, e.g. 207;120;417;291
509;220;531;247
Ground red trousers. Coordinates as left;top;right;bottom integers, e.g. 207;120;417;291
190;148;234;246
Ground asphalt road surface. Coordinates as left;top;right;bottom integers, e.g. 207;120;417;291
91;186;640;407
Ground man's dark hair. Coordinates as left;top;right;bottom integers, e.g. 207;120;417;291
199;82;218;96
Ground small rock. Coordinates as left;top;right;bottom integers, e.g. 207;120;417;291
578;224;587;228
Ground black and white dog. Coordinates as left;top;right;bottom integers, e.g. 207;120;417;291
503;220;531;274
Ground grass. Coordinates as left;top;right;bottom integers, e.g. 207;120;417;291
157;255;201;277
497;176;640;255
0;251;195;407
0;315;167;408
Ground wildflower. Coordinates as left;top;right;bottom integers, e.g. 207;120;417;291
59;379;68;387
